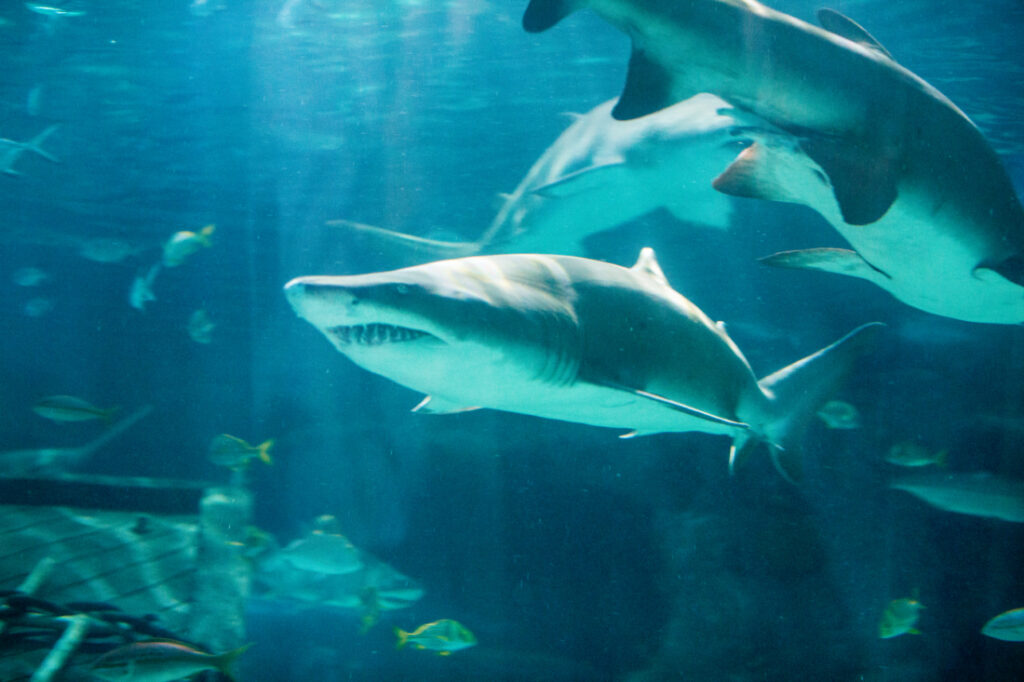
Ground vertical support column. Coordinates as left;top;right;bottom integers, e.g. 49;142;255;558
189;486;253;652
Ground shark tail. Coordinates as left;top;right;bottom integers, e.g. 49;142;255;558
24;124;60;163
326;219;482;259
744;322;884;482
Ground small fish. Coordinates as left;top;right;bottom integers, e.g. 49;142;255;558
91;641;250;682
33;395;117;423
816;399;861;429
130;263;161;311
26;84;43;116
163;224;215;267
208;434;273;470
22;296;53;318
885;441;948;468
395;619;477;655
878;597;924;639
981;607;1024;642
891;471;1024;522
187;309;216;344
11;266;48;287
281;529;363;575
79;237;140;264
227;525;277;559
25;3;86;17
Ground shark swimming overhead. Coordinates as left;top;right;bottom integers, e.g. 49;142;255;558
522;0;1024;324
329;93;761;260
285;249;880;481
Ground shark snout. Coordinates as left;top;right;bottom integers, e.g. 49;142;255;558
284;276;359;324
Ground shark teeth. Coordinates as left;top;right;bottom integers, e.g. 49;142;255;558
327;323;432;346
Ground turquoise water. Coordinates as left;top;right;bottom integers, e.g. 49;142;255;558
1;1;1023;680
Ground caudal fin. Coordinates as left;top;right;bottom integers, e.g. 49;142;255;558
755;322;884;482
214;642;253;681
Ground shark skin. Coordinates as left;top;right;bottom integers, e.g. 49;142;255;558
285;249;880;480
522;0;1024;324
329;93;757;259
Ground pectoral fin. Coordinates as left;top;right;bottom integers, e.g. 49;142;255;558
976;254;1024;287
612;49;677;120
412;396;482;414
523;0;576;32
532;161;629;199
799;137;899;225
759;247;891;283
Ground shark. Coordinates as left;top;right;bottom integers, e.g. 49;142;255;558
521;0;1024;324
0;405;153;476
891;471;1024;523
328;93;761;259
0;124;60;176
285;248;880;481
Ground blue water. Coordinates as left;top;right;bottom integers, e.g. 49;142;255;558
1;0;1023;680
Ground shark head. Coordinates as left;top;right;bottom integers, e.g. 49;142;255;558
284;255;582;406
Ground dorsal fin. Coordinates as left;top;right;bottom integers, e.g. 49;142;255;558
817;9;893;59
631;247;669;287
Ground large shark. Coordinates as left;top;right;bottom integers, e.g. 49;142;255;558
285;249;880;480
522;0;1024;324
329;93;759;259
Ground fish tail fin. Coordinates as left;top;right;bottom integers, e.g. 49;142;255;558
757;322;884;482
214;642;253;680
257;439;274;465
395;628;409;649
25;124;60;162
198;224;216;246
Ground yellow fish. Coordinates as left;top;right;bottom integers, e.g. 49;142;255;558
208;434;273;470
878;597;924;638
163;223;215;267
395;619;476;655
91;641;250;682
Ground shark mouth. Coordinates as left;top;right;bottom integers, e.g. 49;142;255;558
326;323;435;346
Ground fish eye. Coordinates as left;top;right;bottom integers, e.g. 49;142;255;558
396;284;409;294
